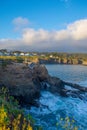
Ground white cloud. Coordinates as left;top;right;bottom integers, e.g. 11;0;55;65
67;19;87;40
22;19;87;43
12;17;29;30
1;18;87;52
22;28;51;43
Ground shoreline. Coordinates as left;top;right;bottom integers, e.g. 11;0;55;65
40;63;87;66
0;62;87;107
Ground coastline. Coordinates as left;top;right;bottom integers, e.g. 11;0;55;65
0;62;87;107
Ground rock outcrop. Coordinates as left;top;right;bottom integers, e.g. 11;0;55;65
0;62;87;106
0;63;50;105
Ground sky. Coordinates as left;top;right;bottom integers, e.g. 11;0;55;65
0;0;87;52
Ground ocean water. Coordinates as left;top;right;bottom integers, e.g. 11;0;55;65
28;65;87;130
46;64;87;84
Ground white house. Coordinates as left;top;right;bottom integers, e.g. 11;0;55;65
25;53;30;56
13;52;19;56
20;52;25;56
50;55;53;58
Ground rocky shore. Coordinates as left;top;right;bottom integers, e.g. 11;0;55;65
0;62;87;107
39;58;87;65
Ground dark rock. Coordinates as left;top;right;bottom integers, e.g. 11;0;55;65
0;62;87;107
47;77;65;93
32;64;49;81
0;63;41;105
63;81;87;92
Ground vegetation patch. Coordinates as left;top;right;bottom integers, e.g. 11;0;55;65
0;87;33;130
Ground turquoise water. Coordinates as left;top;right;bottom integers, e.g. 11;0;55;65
28;65;87;130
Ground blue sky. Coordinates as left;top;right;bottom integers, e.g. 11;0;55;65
0;0;87;52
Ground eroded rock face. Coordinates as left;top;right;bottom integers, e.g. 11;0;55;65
0;63;41;105
0;63;51;105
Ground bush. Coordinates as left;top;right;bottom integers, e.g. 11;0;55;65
0;87;33;130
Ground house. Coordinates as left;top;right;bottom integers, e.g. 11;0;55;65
13;52;19;56
20;52;25;56
50;55;53;58
4;52;10;56
25;53;30;56
32;53;37;56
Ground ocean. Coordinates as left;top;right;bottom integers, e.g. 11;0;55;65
28;65;87;130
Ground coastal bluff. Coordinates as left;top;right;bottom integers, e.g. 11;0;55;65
0;63;87;106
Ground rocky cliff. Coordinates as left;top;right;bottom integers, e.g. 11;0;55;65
0;62;87;106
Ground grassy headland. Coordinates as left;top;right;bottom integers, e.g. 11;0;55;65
0;53;87;65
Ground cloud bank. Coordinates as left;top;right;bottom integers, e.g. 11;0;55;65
1;18;87;52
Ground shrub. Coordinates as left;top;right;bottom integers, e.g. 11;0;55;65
0;87;33;130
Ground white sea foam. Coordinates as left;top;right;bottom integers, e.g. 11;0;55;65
29;89;87;129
